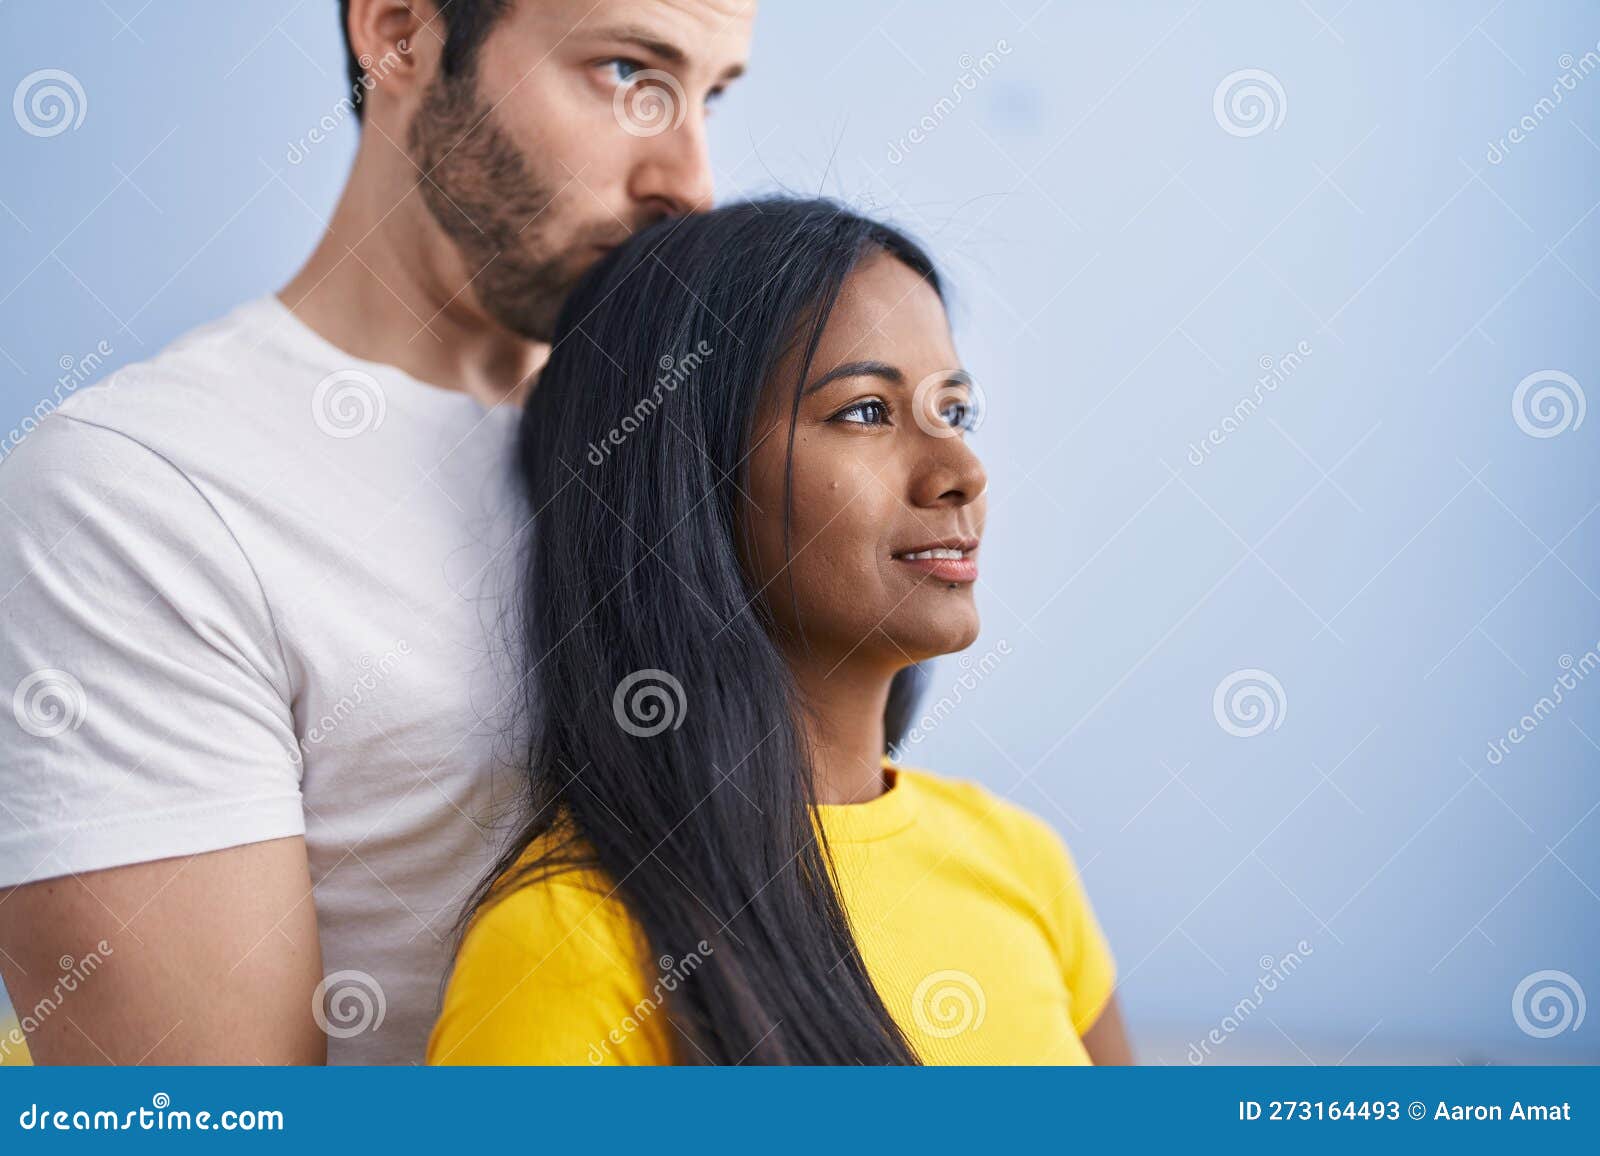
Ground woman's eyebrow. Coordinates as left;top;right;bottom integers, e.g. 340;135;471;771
803;360;904;395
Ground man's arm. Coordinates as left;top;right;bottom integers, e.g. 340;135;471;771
0;417;317;1064
0;837;324;1064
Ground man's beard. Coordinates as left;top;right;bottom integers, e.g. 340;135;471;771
407;72;618;343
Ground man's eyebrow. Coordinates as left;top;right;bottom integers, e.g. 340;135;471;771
586;23;688;68
585;23;746;83
803;360;905;395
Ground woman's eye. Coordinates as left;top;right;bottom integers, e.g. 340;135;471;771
834;400;890;426
940;395;981;432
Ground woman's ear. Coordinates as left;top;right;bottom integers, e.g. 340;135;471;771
343;0;440;125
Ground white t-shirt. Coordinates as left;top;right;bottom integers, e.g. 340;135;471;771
0;296;526;1064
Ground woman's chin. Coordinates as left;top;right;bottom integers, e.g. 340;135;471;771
885;611;982;664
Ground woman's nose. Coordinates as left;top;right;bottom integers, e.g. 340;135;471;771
909;374;987;508
910;426;987;509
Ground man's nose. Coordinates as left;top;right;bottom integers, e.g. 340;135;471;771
626;109;715;216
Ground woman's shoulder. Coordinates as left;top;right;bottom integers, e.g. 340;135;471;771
465;845;641;972
891;762;1113;1008
429;843;668;1065
892;761;1080;875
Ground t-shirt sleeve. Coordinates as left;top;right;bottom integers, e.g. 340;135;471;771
427;875;676;1066
1024;816;1117;1036
0;414;305;886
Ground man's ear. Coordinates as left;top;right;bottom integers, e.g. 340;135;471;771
344;0;442;122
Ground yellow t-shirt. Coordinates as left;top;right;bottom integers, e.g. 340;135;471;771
427;762;1116;1065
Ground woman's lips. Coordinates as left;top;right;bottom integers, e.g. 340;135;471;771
893;546;979;583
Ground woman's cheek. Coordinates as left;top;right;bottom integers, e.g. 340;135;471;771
794;471;866;554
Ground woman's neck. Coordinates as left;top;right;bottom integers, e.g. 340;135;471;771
788;657;895;806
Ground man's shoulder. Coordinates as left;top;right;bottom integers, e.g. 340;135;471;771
49;296;317;459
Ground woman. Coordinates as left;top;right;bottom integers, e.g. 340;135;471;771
428;198;1131;1065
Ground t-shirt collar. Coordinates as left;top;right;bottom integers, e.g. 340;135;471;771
815;758;920;843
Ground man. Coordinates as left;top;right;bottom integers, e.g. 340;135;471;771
0;0;754;1064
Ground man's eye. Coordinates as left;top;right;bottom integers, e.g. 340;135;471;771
835;400;890;426
602;58;643;84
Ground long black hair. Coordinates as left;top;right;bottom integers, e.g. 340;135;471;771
475;198;942;1064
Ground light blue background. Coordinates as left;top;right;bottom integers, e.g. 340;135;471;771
2;1;1596;1063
